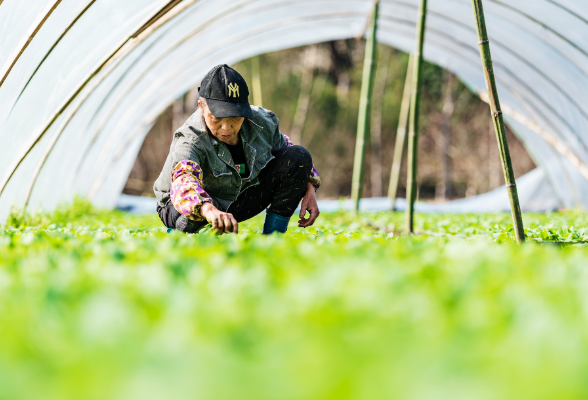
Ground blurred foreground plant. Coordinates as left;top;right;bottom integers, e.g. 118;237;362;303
1;201;588;400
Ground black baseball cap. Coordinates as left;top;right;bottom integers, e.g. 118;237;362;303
198;64;253;120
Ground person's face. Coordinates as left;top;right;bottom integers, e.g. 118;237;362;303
199;99;244;146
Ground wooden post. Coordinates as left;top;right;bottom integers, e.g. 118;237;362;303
351;1;379;215
388;53;414;209
251;56;263;107
406;0;427;234
471;0;525;243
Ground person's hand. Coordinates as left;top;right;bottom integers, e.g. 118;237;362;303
298;182;320;228
201;202;238;234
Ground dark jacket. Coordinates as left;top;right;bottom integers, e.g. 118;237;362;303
154;105;287;211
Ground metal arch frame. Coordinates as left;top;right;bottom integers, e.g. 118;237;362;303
485;0;588;60
92;0;588;166
5;0;183;107
84;2;588;201
86;14;366;199
86;0;261;129
485;92;584;206
87;0;367;128
84;19;369;199
379;5;588;158
376;24;584;206
450;0;588;88
391;0;588;87
84;11;366;185
21;0;210;206
377;19;588;177
387;0;588;80
385;0;588;152
2;0;588;208
20;0;369;205
8;0;98;114
8;0;366;189
0;0;63;88
545;0;588;23
93;0;584;156
85;6;588;184
382;0;588;162
0;0;202;199
85;15;587;201
87;0;286;151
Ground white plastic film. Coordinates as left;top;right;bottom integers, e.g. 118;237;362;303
0;0;587;220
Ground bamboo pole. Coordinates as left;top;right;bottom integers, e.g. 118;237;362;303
477;91;588;183
388;53;414;209
290;45;317;144
351;1;379;215
405;0;427;234
439;70;454;201
251;56;263;107
471;0;525;243
370;45;392;198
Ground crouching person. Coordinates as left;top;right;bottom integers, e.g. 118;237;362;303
153;64;321;234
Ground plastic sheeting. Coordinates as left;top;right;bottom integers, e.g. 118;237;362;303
117;168;561;215
1;0;587;222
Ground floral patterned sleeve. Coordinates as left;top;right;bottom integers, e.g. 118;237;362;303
170;160;212;222
282;134;321;190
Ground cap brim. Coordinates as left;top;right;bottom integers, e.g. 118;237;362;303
206;98;253;120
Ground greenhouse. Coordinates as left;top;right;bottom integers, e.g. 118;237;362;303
1;0;588;222
5;1;588;399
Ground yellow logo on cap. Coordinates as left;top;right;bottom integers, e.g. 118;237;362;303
228;83;239;98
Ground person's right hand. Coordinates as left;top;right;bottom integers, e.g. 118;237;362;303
200;202;238;234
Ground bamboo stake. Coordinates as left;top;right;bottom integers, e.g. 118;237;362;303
439;70;454;201
251;56;263;107
471;0;525;243
406;0;427;234
388;53;414;209
290;45;317;144
370;45;392;198
351;1;379;215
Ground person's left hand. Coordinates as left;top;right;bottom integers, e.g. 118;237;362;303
299;182;320;227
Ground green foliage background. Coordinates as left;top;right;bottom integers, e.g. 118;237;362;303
2;199;588;399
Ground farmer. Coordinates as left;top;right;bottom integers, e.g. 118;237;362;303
153;64;321;234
